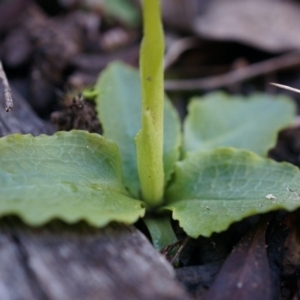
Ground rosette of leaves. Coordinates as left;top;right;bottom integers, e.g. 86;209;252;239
1;0;300;249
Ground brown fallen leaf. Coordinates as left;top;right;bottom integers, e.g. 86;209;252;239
161;0;199;32
193;0;300;52
281;212;300;299
162;0;300;52
202;216;273;300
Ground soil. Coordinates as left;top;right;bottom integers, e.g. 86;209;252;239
270;128;300;168
51;92;101;133
2;1;300;299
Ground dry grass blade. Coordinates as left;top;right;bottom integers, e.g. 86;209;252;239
270;82;300;94
0;60;13;112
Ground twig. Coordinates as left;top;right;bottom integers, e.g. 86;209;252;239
270;82;300;94
169;237;190;265
0;60;13;112
165;51;300;91
270;82;300;128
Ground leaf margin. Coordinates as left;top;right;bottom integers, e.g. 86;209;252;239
163;147;300;238
0;130;146;227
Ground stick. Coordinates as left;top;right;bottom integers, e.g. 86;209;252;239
169;237;190;265
0;60;13;112
269;82;300;94
165;51;300;91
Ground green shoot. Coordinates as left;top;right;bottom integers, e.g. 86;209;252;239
135;0;165;206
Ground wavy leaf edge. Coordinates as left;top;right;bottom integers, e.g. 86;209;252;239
163;147;300;238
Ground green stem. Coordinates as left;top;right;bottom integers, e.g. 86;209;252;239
135;0;164;207
144;215;178;251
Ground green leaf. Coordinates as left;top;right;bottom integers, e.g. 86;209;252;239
95;62;181;198
163;148;300;238
82;86;98;100
0;131;145;226
85;0;140;27
103;0;140;27
95;63;141;198
143;215;178;250
163;98;182;183
183;92;296;156
136;0;165;206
